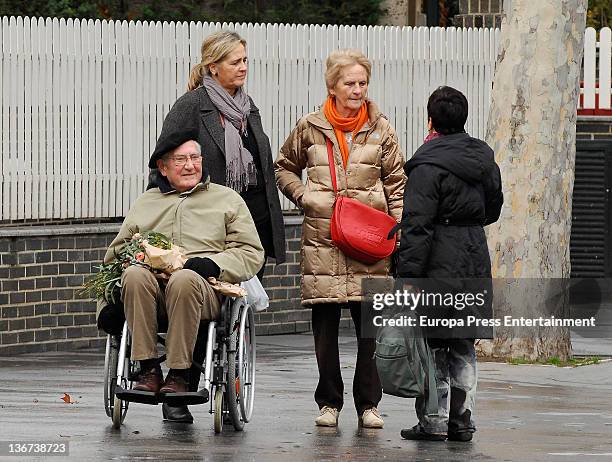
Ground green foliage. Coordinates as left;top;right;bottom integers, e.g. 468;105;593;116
0;0;189;21
219;0;383;26
139;0;212;23
80;231;171;304
0;0;608;28
508;356;601;367
587;0;611;29
0;0;383;25
145;231;172;250
0;0;99;19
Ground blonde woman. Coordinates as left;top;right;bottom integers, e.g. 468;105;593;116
150;30;286;423
275;49;405;429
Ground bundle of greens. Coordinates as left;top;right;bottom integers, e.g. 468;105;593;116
81;231;183;304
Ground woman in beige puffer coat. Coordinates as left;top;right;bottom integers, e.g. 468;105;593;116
274;49;405;429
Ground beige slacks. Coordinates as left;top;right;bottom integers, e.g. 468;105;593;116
121;265;221;369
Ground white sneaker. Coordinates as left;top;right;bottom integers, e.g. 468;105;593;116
359;407;384;428
315;406;339;427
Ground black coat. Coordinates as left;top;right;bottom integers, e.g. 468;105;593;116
396;133;503;279
151;87;286;263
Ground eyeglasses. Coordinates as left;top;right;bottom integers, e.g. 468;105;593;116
170;153;202;166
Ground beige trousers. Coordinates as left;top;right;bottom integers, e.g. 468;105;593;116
121;266;221;369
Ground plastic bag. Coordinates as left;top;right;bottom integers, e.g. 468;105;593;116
241;276;269;312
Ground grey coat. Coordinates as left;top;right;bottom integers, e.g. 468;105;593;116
152;86;286;263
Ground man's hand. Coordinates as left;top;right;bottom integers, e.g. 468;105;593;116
183;257;221;279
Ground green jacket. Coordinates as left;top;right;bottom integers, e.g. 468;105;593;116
96;179;264;319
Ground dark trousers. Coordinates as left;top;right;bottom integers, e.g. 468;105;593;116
312;302;382;415
189;323;209;391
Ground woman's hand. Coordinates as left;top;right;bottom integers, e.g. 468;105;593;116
296;194;305;211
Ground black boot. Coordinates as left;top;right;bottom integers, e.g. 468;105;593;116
400;424;446;441
162;402;193;423
447;408;475;442
447;430;473;442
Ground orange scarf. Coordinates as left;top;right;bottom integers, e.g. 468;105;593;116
323;96;369;167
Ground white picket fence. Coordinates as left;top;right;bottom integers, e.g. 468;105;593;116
0;17;607;221
580;27;611;111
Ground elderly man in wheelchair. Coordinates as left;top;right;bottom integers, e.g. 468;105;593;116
96;126;264;428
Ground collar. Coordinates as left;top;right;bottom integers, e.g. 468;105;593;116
305;99;382;134
153;171;211;195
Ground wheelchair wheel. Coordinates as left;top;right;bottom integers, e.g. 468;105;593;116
112;397;123;429
103;335;116;418
238;304;256;423
213;387;224;434
105;328;132;428
227;299;246;431
111;367;131;428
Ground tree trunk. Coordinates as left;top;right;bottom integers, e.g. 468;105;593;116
478;0;588;361
379;0;426;26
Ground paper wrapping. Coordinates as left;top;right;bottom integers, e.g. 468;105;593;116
142;240;187;274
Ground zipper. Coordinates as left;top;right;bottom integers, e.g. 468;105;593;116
173;195;188;244
345;117;378;171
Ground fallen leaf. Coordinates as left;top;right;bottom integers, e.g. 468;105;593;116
61;393;77;404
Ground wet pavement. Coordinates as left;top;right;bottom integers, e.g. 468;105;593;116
1;333;612;461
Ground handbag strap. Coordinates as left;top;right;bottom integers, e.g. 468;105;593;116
326;137;338;194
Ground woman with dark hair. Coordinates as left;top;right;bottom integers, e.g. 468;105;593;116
396;86;503;442
149;30;286;423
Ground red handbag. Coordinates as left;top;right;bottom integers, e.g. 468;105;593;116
326;138;398;264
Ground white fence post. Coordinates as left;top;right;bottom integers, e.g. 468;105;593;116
599;27;611;110
583;27;597;109
579;26;611;111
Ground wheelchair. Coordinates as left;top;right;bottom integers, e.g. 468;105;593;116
103;295;256;433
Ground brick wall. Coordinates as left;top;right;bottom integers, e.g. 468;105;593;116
0;216;313;355
0;226;113;355
453;0;504;28
576;117;612;141
253;217;311;336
